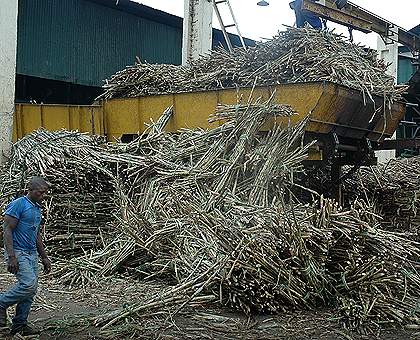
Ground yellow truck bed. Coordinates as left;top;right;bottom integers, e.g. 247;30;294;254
14;81;405;144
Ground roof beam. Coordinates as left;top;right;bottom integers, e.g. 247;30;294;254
301;0;371;33
301;0;420;51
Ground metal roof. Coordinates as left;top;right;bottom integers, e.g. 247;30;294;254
16;0;255;88
16;0;183;87
85;0;183;29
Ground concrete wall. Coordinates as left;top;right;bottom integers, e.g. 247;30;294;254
0;0;18;164
375;27;399;164
182;0;213;65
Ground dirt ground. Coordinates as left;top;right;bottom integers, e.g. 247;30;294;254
0;254;420;340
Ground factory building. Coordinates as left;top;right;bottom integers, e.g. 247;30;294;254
14;0;255;105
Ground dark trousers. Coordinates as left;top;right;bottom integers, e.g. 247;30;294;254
292;0;322;29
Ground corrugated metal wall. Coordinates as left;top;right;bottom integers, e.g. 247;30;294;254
16;0;182;88
398;57;418;84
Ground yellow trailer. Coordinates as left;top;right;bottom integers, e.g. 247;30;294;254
14;81;405;164
98;81;404;142
14;103;104;142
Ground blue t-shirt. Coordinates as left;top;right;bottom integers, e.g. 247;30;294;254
6;196;42;251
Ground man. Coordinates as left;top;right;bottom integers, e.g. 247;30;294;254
0;177;51;336
289;0;323;29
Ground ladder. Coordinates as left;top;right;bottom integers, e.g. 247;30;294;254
212;0;246;52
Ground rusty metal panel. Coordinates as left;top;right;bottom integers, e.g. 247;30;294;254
301;0;371;33
299;82;406;142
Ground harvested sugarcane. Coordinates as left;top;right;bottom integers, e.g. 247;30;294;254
96;27;408;108
1;93;420;337
342;157;420;233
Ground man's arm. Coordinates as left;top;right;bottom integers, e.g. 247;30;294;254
4;215;19;274
36;230;51;274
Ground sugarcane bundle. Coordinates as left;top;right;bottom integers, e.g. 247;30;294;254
91;195;420;333
0;128;119;255
91;100;420;330
81;100;420;330
3;95;420;334
96;27;408;105
343;157;420;232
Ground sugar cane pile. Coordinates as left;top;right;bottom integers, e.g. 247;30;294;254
0;130;116;255
342;157;420;234
96;27;408;105
2;94;420;337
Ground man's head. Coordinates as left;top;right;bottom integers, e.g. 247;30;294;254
27;177;49;204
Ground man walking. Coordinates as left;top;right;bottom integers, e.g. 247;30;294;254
0;177;51;336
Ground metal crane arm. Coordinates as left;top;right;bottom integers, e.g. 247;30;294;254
301;0;420;51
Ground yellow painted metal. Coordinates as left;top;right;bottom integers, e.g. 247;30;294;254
14;82;405;147
139;94;175;131
102;98;141;141
175;91;218;130
306;147;322;161
13;104;103;142
14;104;42;141
99;84;318;140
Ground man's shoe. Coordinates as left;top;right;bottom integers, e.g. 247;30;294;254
0;306;6;327
10;324;41;335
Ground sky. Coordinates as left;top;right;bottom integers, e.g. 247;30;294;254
133;0;419;50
